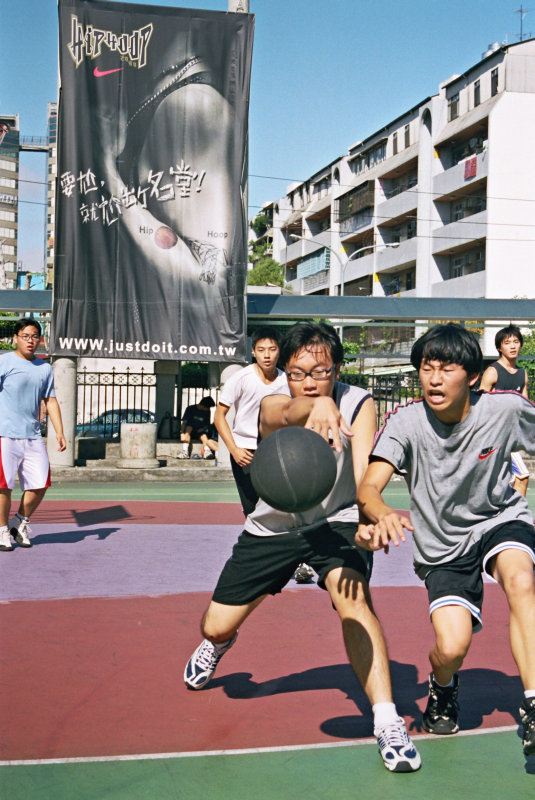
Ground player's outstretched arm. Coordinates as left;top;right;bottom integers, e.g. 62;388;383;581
357;459;413;551
259;394;351;451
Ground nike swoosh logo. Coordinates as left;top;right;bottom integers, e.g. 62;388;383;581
478;448;498;460
93;67;124;78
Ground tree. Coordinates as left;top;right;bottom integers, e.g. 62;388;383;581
250;213;268;238
246;257;285;287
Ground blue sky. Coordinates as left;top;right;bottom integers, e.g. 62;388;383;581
0;0;528;270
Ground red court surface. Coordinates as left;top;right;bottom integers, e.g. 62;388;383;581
1;495;534;799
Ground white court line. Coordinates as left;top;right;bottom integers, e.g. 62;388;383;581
0;725;519;767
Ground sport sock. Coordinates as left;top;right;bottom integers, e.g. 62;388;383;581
372;702;399;729
213;637;235;653
432;674;455;688
524;690;535;699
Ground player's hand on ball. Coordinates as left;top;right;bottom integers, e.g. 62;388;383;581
304;397;351;452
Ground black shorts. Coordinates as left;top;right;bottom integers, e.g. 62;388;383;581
212;521;372;606
230;453;258;517
425;520;535;631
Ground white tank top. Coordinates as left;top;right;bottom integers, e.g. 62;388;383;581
244;382;371;536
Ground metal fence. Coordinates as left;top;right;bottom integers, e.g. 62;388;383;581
77;367;220;439
340;370;423;424
77;367;157;437
77;365;535;439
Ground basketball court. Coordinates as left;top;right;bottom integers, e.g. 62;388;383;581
1;480;534;799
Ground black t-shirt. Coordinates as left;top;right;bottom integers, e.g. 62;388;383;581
182;404;210;435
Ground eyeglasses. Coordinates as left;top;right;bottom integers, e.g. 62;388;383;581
285;365;336;382
17;334;40;341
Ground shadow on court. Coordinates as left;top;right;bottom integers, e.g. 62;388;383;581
73;505;131;526
29;527;120;545
211;661;523;737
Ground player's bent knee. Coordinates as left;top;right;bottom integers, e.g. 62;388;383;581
435;637;470;663
201;603;243;642
201;620;238;643
502;568;535;602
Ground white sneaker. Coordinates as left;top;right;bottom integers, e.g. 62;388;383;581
9;515;32;547
184;632;238;690
375;718;421;772
0;527;13;551
178;451;190;459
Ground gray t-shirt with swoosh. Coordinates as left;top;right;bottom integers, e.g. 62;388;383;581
371;391;535;577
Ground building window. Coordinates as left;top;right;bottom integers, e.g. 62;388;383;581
448;93;459;121
452;258;463;278
474;79;480;107
491;68;499;96
392;131;398;155
453;202;464;222
404;124;410;148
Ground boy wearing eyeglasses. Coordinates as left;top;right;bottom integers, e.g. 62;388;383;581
0;318;66;551
184;322;421;773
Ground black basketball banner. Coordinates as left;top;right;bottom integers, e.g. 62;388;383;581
51;0;254;361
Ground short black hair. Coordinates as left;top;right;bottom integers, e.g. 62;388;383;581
15;317;41;336
279;322;343;369
199;396;215;409
252;326;281;348
495;324;523;352
410;323;482;376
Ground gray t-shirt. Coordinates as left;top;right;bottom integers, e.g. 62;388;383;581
371;391;535;577
245;381;371;537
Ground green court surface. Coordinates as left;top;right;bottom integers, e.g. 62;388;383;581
2;730;534;800
11;479;409;506
12;479;535;515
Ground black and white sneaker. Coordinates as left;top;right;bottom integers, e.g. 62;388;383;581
293;563;314;583
184;632;238;690
375;718;422;772
422;673;459;735
9;515;32;547
520;697;535;755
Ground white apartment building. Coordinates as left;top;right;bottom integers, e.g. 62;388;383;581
0;114;19;288
263;39;535;354
45;101;57;289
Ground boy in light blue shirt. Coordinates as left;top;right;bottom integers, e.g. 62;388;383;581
0;318;66;551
